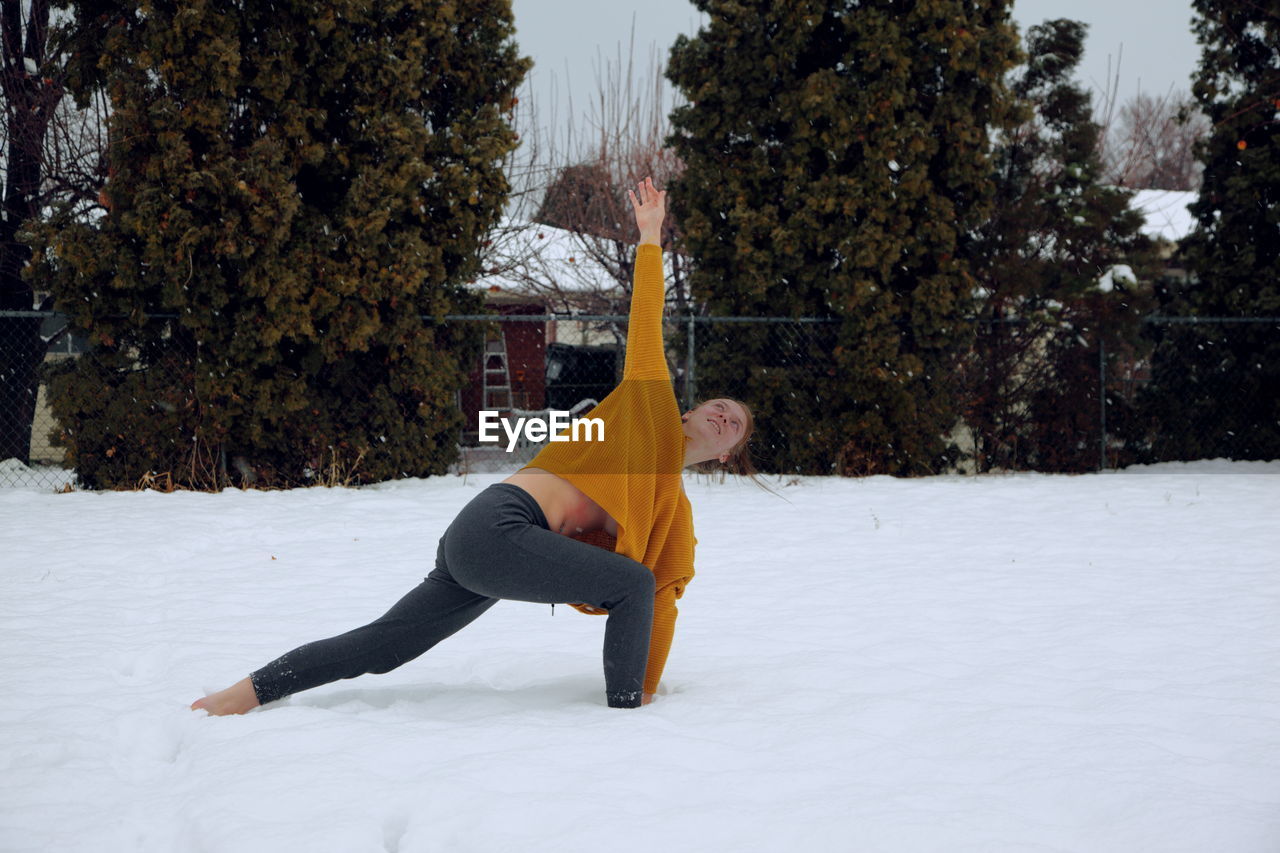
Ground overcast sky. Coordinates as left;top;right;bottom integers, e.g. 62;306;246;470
509;0;1201;153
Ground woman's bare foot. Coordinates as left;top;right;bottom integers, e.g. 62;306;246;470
190;676;261;716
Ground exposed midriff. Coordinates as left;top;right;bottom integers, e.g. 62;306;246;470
502;466;619;538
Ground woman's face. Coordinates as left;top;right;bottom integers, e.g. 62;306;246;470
680;398;749;463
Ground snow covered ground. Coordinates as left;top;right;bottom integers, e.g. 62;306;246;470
2;461;1278;852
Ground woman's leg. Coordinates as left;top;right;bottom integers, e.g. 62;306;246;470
193;483;653;714
443;484;655;708
246;536;499;705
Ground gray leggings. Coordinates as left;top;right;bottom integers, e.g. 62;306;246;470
249;483;655;708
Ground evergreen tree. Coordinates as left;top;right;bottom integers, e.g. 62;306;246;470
963;19;1157;473
1137;1;1280;461
667;0;1019;475
30;0;529;487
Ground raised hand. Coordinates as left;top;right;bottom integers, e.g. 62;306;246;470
628;176;666;246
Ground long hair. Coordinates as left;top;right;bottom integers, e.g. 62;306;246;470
686;398;774;492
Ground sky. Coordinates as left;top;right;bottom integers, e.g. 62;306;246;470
509;0;1202;155
3;459;1278;851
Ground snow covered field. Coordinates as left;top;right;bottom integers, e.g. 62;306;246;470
2;461;1278;853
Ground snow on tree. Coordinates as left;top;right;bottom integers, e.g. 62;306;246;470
962;19;1158;473
1137;0;1280;462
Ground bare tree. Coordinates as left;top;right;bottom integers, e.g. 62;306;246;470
1;0;107;463
480;24;693;329
1101;91;1208;190
1093;51;1209;191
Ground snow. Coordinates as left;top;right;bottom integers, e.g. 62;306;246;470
0;458;75;491
1096;264;1135;292
472;219;622;296
1131;189;1197;244
2;461;1279;852
478;190;1199;310
472;219;676;301
0;458;38;482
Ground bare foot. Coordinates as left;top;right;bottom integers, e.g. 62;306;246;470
191;676;261;716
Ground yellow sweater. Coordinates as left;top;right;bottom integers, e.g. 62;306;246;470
523;243;694;695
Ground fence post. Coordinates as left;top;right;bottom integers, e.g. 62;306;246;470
685;314;696;411
1099;335;1107;471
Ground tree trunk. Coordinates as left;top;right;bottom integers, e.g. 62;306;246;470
1;0;58;463
0;125;50;463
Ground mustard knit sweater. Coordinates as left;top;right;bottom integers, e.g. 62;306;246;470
523;243;694;695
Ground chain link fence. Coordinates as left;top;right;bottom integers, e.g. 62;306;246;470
0;311;85;490
2;309;1276;488
450;313;840;473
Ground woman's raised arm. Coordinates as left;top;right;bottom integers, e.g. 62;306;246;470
622;177;669;381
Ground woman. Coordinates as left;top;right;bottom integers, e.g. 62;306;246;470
191;177;754;715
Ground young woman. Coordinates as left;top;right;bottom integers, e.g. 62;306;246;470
191;177;754;715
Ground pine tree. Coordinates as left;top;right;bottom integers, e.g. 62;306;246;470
667;0;1019;475
30;1;529;487
1137;2;1280;461
963;19;1157;473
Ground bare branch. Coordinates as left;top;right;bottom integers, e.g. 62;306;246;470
1092;48;1209;192
482;20;694;343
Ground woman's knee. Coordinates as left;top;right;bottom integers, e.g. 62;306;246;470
606;559;655;605
634;564;656;596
